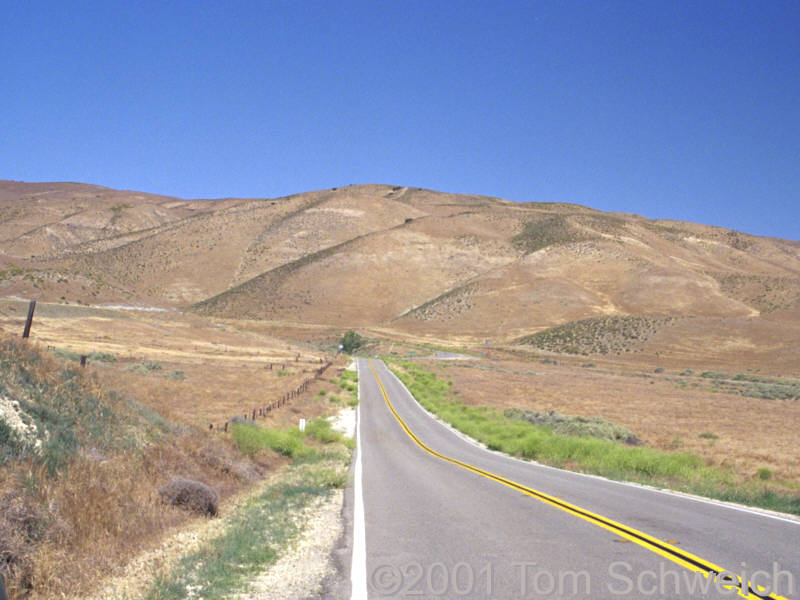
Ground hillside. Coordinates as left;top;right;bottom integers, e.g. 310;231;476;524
0;333;269;598
2;180;800;367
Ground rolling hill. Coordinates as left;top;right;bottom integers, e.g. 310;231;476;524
1;179;799;367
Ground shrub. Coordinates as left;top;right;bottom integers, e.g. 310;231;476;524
125;360;163;374
51;348;81;362
87;352;116;364
757;467;772;481
340;331;364;354
163;370;186;380
700;371;728;380
504;408;641;445
158;477;219;516
304;418;342;444
231;423;310;459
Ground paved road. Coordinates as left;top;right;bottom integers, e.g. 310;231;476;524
354;358;800;599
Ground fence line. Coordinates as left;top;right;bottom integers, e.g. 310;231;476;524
209;361;333;433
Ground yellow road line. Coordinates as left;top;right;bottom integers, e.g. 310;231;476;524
368;360;785;600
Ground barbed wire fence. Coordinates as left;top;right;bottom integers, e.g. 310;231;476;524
209;360;333;433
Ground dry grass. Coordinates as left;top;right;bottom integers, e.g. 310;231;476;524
2;421;267;598
423;356;800;485
0;302;340;429
0;331;305;598
0;304;349;597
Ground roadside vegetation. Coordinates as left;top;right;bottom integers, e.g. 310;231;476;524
0;334;353;599
325;368;359;408
0;335;271;598
387;360;800;516
340;330;364;354
503;408;641;445
145;420;352;599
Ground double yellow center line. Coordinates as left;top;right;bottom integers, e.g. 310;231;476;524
368;360;785;600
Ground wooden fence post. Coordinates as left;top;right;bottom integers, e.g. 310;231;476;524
0;570;8;600
21;299;36;339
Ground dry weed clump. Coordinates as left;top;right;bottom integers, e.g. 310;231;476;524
159;477;219;516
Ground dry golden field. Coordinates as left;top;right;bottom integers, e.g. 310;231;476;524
0;299;345;430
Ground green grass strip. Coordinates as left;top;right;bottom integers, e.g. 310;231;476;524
388;360;800;516
144;454;347;600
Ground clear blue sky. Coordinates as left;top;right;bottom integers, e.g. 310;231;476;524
2;1;798;240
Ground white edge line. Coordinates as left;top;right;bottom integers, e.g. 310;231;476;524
351;359;368;600
377;360;800;528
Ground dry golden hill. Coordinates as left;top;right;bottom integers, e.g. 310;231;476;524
2;180;800;367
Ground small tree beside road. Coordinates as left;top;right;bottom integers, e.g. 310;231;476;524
340;330;364;354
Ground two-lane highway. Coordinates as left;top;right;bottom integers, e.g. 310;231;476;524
352;358;799;599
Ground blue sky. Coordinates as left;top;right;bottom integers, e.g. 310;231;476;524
2;1;798;240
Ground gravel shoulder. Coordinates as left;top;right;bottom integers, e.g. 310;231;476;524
234;489;345;600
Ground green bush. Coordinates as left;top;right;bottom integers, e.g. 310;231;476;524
51;347;81;362
336;370;359;405
87;352;116;363
232;417;349;459
700;371;729;380
504;408;640;444
163;370;186;380
304;418;342;444
51;348;117;364
231;423;310;459
340;331;364;354
125;360;163;374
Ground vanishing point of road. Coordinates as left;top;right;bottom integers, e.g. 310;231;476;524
350;358;799;599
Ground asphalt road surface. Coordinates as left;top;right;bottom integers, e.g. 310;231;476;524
353;358;800;600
